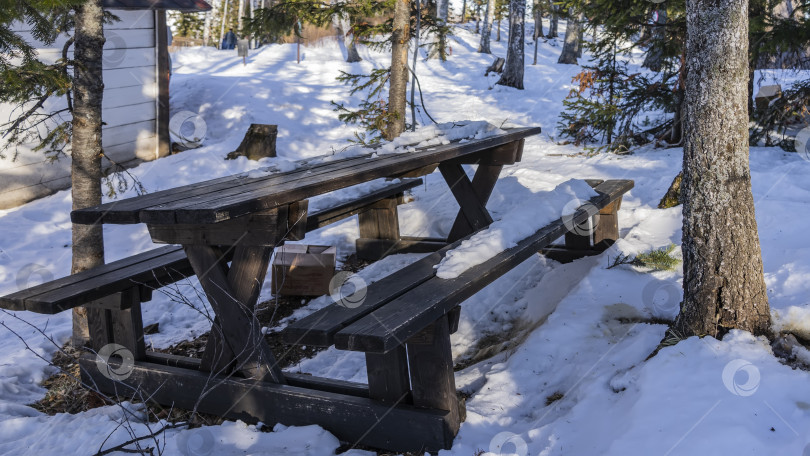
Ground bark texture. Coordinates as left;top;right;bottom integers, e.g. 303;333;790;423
496;0;525;89
335;15;362;63
675;0;771;338
479;0;495;53
557;10;582;64
386;0;410;140
547;1;558;38
71;0;106;346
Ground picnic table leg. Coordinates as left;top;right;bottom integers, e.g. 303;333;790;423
439;163;500;243
184;244;285;384
366;346;411;404
85;288;146;360
200;316;236;374
406;314;461;430
593;197;622;248
445;164;503;242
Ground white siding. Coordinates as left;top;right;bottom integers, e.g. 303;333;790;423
0;9;160;209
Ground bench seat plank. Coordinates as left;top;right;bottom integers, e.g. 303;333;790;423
305;178;421;231
333;179;634;354
0;246;190;314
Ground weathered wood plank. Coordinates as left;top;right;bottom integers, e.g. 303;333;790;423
142;352;370;397
70;153;376;224
79;357;458;452
446;164;503;242
593;198;622;246
304;179;421;231
438;163;493;236
283;249;449;347
0;246;185;312
357;198;399;240
355;238;447;261
183;245;285;383
110;290;146;360
126;128;540;225
406;315;461;431
334;180;634;353
366;347;411;404
147;206;289;246
445;139;524;165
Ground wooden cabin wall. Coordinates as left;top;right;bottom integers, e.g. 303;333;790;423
0;9;164;209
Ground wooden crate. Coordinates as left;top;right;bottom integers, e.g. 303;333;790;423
272;245;336;296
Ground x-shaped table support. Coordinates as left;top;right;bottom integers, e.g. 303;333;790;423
439;162;504;243
184;244;286;384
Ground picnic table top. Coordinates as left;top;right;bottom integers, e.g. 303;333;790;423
71;126;541;226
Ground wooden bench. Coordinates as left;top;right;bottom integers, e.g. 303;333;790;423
283;179;634;451
0;178;423;358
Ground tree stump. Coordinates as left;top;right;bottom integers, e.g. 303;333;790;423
226;124;277;160
484;57;505;76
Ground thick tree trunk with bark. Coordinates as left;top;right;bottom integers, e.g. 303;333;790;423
557;10;582;64
386;0;410;140
674;0;771;338
71;0;106;346
496;0;525;89
479;0;495;53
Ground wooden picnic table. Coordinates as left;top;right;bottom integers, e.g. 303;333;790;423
66;126;543;449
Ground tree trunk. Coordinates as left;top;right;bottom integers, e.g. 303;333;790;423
547;1;558;38
533;3;542;65
237;0;245;33
674;0;771;338
437;0;449;21
496;18;501;41
219;0;229;48
335;15;362;62
432;0;449;60
461;0;467;23
478;0;494;53
557;10;582;64
203;10;212;46
386;0;410;140
496;0;525;89
71;0;106;347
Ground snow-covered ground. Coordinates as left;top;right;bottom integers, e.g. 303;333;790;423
2;21;810;456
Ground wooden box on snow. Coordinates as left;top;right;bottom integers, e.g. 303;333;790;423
272;244;336;296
